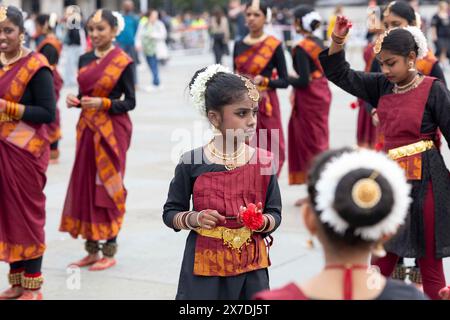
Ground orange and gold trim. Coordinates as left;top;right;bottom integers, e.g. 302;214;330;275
0;242;46;264
59;215;124;241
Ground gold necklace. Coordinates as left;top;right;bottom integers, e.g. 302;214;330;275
0;48;23;70
94;45;114;61
393;74;422;94
243;33;268;45
207;140;246;171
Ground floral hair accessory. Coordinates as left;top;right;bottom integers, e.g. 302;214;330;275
189;64;231;115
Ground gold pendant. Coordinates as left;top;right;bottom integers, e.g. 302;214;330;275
225;163;236;171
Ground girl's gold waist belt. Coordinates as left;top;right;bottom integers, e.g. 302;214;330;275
388;140;434;160
196;226;252;251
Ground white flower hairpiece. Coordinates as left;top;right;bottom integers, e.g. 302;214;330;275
266;8;272;24
403;26;428;59
112;11;125;36
302;11;321;32
315;149;412;241
189;64;232;115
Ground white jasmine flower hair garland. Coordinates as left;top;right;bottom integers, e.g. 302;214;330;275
314;149;412;241
302;11;321;32
189;64;232;115
403;26;428;59
112;11;125;36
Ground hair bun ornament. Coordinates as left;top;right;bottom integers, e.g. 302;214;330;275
189;64;232;115
112;11;125;36
314;149;411;241
351;175;382;209
403;26;428;59
302;11;321;32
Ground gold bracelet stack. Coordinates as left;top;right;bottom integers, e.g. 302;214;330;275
5;101;21;119
102;98;112;110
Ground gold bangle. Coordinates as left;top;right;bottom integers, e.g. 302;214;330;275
332;32;346;40
256;216;268;233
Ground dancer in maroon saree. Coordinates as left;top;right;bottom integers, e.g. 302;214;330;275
0;6;56;300
233;0;288;176
288;6;331;188
320;16;450;300
35;13;63;163
60;9;135;272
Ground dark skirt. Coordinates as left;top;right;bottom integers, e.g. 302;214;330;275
385;148;450;259
176;232;270;300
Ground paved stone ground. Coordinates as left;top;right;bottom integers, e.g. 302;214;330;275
1;47;450;300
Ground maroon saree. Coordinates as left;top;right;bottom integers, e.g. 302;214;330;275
235;36;285;176
59;47;133;241
288;38;331;185
0;53;51;263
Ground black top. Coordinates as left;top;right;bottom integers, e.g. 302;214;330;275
0;57;56;124
77;51;136;114
319;49;450;141
163;148;282;234
432;14;450;39
376;279;428;300
40;44;59;65
233;39;289;89
289;36;325;88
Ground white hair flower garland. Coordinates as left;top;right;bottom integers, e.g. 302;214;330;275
266;8;272;24
189;64;232;115
315;149;412;241
112;11;125;36
403;26;428;59
302;11;321;32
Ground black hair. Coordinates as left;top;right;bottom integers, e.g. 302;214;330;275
88;9;118;29
36;14;57;31
307;148;395;247
189;68;249;115
4;6;24;33
381;28;418;58
383;1;417;26
293;5;321;32
245;0;269;16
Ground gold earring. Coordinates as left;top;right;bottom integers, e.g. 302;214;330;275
372;242;387;258
20;34;25;45
408;61;416;72
305;235;315;249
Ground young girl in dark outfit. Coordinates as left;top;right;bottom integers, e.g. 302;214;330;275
288;5;331;190
255;148;426;300
319;15;450;300
163;65;282;299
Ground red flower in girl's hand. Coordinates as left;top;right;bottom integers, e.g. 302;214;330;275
239;202;264;231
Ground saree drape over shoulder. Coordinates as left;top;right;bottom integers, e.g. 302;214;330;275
60;47;133;241
0;53;52;263
234;36;287;176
